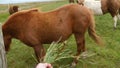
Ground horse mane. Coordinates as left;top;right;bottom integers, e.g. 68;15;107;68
19;8;39;13
27;8;39;12
7;4;83;20
11;8;39;16
6;8;40;24
43;4;79;13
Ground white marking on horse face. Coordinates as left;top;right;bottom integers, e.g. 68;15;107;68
18;8;21;11
84;0;103;15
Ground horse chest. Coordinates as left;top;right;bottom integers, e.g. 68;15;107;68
84;1;103;15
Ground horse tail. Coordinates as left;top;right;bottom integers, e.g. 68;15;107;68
88;13;103;46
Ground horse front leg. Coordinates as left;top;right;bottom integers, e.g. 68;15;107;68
113;15;118;29
33;44;45;63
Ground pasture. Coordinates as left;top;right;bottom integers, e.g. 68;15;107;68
0;1;120;68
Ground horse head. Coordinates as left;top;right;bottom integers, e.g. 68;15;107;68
9;5;19;15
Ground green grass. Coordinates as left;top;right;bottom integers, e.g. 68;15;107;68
1;1;120;68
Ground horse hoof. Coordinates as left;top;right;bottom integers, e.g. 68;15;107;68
70;62;76;68
113;27;116;30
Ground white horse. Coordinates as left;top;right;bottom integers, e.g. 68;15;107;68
78;0;120;28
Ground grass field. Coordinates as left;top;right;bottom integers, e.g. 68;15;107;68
1;1;120;68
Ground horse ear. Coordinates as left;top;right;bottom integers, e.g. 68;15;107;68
13;6;19;12
78;0;85;5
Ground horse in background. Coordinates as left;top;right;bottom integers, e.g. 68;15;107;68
69;0;78;3
78;0;120;29
9;5;19;15
2;4;102;65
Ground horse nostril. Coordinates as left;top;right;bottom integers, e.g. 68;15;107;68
46;66;51;68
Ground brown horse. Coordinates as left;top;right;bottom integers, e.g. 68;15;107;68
9;5;19;15
78;0;120;28
2;4;102;63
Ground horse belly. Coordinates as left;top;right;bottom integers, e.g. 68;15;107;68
41;32;72;44
85;1;103;15
40;26;72;44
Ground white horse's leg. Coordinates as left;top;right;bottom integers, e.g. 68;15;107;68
117;14;120;20
113;15;118;28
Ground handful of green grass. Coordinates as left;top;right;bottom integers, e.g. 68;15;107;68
43;41;73;63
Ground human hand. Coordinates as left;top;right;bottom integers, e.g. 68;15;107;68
36;63;53;68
